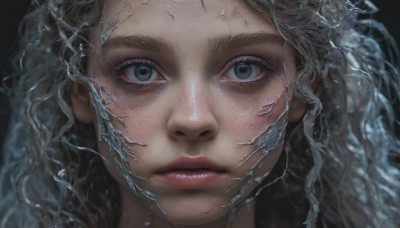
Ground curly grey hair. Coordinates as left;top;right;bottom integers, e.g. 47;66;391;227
1;0;399;227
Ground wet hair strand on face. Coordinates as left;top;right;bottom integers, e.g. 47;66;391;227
1;0;400;227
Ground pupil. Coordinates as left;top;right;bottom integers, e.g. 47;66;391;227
135;65;152;81
235;63;252;79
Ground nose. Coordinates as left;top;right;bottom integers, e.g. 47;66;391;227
167;81;218;142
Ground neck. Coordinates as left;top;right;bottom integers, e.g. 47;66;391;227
117;188;256;228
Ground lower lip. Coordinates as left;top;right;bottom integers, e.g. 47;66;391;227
157;170;226;188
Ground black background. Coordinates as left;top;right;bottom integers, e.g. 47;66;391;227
0;1;399;155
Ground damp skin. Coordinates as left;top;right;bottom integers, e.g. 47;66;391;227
81;0;299;227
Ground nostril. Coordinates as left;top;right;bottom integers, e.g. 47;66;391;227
199;130;211;138
175;131;185;136
174;130;213;139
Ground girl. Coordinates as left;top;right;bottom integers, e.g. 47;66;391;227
1;0;399;227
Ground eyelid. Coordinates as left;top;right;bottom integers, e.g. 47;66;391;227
108;58;169;96
220;56;274;80
109;58;167;92
111;58;165;78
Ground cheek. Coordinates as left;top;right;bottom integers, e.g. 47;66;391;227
97;92;164;144
228;93;288;175
228;93;288;145
221;76;288;143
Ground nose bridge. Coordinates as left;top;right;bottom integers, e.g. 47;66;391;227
174;74;215;127
167;73;218;141
183;76;208;120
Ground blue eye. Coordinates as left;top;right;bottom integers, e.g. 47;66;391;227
232;62;261;80
126;64;157;82
226;57;265;81
113;59;161;84
220;56;279;90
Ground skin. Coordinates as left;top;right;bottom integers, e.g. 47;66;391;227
71;0;304;227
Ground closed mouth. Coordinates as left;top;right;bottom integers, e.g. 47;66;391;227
155;157;227;187
156;156;227;174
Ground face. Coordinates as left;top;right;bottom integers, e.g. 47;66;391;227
72;0;300;227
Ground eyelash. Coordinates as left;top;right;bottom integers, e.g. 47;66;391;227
112;58;156;76
222;56;277;89
229;56;274;72
111;58;163;90
109;56;278;91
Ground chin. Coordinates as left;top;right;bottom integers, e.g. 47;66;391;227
162;210;227;226
154;197;230;226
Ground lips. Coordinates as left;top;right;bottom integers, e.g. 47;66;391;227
155;157;227;188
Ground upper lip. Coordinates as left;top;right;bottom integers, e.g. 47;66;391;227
156;156;227;174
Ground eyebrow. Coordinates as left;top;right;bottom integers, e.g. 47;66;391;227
101;35;174;53
209;32;285;51
100;32;284;53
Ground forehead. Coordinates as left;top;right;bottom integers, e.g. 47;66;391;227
95;0;278;43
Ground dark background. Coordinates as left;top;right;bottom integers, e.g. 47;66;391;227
0;0;31;152
0;1;399;156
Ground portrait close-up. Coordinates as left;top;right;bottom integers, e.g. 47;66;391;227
0;0;399;228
